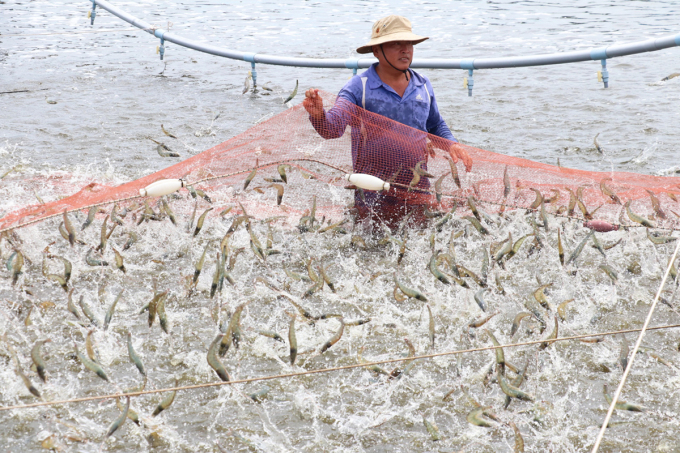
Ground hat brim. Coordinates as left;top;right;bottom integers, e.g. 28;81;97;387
356;32;428;54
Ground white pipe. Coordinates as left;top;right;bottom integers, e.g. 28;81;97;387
92;0;679;71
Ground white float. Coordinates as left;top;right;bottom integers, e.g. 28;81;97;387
139;179;186;197
344;173;390;191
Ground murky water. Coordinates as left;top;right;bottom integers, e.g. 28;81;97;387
1;1;680;452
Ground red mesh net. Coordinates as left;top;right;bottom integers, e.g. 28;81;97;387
1;90;679;233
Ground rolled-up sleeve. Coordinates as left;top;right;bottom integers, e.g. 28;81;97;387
310;79;361;139
425;81;457;143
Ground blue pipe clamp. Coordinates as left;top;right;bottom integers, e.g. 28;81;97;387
466;69;474;97
460;59;475;96
154;29;166;61
600;59;609;88
244;53;257;87
345;58;360;76
591;48;609;88
89;0;97;25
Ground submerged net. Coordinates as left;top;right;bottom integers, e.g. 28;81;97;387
1;90;679;233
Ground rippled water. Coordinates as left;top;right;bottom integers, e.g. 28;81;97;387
1;1;680;452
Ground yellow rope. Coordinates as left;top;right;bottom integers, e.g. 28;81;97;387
2;322;679;412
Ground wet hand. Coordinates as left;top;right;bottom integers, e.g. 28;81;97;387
303;88;324;119
449;143;473;172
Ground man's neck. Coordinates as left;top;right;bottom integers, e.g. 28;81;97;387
375;64;409;96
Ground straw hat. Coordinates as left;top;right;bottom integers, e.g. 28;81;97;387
356;15;428;54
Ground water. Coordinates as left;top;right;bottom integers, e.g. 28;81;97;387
1;1;680;451
1;0;679;180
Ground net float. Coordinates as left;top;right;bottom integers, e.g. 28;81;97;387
344;174;390;192
583;220;619;232
139;179;187;197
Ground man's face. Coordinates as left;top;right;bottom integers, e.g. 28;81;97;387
373;41;414;71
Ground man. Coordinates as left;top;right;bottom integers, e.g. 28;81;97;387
303;15;472;228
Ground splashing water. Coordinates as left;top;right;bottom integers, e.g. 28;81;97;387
1;175;680;451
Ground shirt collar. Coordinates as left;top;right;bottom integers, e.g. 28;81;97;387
367;63;424;92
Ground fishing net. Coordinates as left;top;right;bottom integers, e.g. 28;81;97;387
1;90;679;234
3;90;680;452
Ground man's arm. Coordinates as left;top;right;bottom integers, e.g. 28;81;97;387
424;81;472;172
304;85;360;140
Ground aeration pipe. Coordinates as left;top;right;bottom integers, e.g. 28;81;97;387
90;0;679;94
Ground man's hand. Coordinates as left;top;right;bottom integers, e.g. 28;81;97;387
303;88;324;120
449;143;473;172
